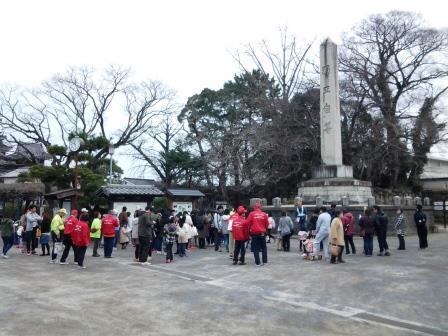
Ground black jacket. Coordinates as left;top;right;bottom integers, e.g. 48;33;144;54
414;211;427;227
138;212;154;239
374;212;388;233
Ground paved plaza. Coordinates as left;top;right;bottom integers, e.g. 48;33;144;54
1;233;447;336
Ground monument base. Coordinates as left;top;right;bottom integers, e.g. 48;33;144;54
298;177;373;204
312;165;353;179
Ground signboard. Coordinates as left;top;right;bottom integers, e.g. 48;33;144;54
173;202;193;214
215;201;228;210
434;201;446;211
113;202;148;214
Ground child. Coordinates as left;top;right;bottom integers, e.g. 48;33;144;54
16;223;24;252
303;234;314;260
267;213;276;243
164;219;177;263
298;231;308;254
276;225;283;251
120;224;129;249
39;212;51;256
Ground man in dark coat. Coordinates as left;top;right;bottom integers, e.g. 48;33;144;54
414;204;428;249
373;205;390;256
138;206;154;265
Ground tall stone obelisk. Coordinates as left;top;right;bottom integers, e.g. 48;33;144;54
297;38;373;204
320;38;343;166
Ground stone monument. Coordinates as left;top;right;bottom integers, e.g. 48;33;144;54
298;38;373;204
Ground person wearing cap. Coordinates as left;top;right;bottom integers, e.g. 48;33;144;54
232;206;249;265
102;209;119;258
246;202;269;266
50;208;67;263
80;208;89;220
60;209;79;265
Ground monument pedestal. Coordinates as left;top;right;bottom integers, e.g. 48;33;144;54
312;165;353;179
298;176;373;204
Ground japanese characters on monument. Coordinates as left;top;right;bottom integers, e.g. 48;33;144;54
319;38;343;166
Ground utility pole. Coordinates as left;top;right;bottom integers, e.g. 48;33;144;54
73;152;79;210
444;183;447;229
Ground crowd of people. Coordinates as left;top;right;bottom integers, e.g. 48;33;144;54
0;200;430;269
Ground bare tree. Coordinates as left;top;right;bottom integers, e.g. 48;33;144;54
234;27;314;102
130;111;186;186
0;66;174;166
339;11;448;187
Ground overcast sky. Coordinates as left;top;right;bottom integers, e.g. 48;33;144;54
0;0;446;177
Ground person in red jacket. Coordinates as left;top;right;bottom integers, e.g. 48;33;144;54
72;213;91;269
342;210;356;255
232;206;249;265
246;202;269;266
102;209;119;258
60;209;79;265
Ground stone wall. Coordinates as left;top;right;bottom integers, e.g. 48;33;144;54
263;204;434;236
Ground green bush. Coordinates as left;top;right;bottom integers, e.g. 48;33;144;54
152;197;170;211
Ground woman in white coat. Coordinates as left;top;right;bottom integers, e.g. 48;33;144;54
177;219;189;257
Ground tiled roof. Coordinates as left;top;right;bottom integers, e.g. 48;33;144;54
0;167;29;178
420;171;448;179
97;184;164;197
12;143;52;161
123;178;156;186
166;189;205;197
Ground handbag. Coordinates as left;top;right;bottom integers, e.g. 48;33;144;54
329;243;340;256
35;227;42;238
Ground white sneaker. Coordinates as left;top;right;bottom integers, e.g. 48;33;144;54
49;260;55;264
59;261;69;265
1;254;9;259
140;262;151;266
78;265;86;269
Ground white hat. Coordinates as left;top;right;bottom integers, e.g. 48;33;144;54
58;208;67;215
110;209;118;215
81;208;88;212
